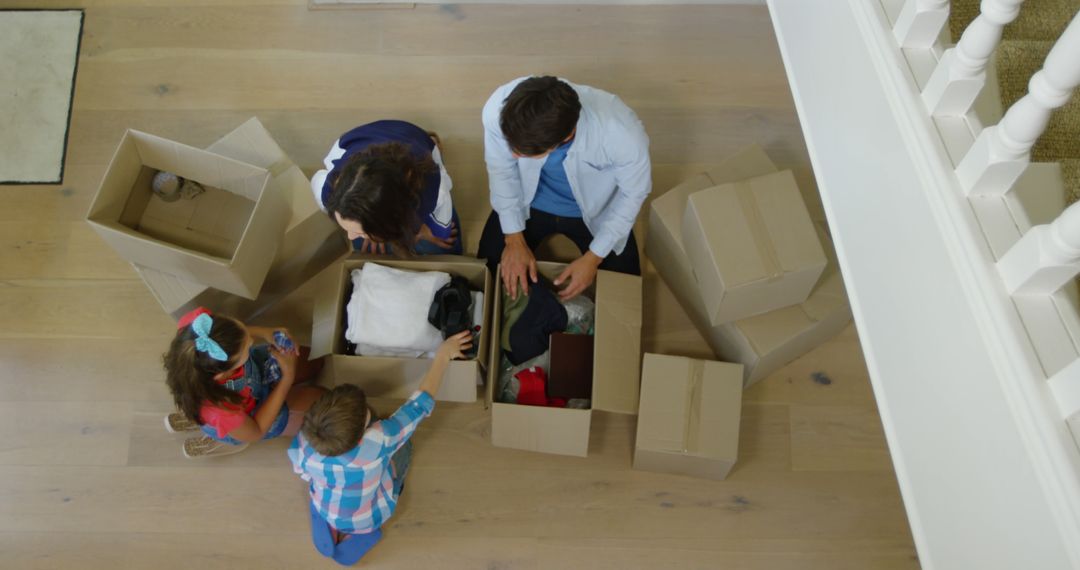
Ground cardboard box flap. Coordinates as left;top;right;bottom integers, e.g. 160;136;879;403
592;270;643;414
752;171;826;274
696;360;744;459
205;117;292;178
310;262;348;359
637;355;693;453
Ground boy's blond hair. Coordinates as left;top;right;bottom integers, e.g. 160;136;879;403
302;384;368;456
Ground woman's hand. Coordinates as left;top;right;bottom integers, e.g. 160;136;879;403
358;239;388;255
417;222;458;250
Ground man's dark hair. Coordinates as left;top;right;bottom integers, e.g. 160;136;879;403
499;76;581;157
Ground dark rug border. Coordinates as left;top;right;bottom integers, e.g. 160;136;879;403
0;8;85;186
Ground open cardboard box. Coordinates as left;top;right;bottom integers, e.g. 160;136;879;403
487;262;642;457
647;145;851;386
310;257;492;403
133;118;347;320
634;353;743;480
682;170;827;324
86;129;290;299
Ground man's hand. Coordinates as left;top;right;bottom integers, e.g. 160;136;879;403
417;222;459;250
500;233;537;299
554;251;602;300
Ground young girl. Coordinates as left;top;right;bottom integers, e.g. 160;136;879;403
312;120;463;256
163;307;326;459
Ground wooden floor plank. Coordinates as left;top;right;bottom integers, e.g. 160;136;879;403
0;402;132;466
790;405;894;472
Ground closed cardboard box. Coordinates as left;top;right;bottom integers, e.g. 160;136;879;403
310;257;491;403
86;129;290;299
487;262;642;457
134;118;347;320
634;353;743;480
682;170;826;324
646;146;851;386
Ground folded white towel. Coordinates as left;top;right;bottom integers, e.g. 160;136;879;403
345;263;449;357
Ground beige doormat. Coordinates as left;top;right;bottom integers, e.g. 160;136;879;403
0;10;83;184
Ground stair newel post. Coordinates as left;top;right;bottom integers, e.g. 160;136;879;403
922;0;1025;116
956;12;1080;196
894;0;950;48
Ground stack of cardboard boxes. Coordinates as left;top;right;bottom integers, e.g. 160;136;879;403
86;118;348;322
633;145;851;480
645;145;851;387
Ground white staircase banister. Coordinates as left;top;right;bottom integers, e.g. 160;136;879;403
1049;359;1080;429
956;11;1080;196
922;0;1025;116
999;200;1080;294
894;0;950;48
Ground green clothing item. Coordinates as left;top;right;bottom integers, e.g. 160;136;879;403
500;290;530;351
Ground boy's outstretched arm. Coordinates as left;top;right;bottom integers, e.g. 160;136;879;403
418;331;473;397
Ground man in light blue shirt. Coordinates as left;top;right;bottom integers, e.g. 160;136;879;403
478;76;651;300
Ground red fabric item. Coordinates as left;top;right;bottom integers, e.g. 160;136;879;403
177;306;212;329
514;367;567;408
199;387;256;438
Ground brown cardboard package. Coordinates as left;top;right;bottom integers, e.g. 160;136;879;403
310;257;491;403
633;353;743;480
682;170;826;324
487;262;642;457
133;118;347;320
86;129;291;299
646;146;851;386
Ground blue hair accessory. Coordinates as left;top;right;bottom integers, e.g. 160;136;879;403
191;313;229;362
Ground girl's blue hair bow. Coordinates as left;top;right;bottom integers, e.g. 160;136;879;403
191;313;229;362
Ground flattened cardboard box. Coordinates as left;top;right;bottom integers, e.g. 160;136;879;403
634;353;743;480
646;146;851;386
311;257;492;403
486;262;642;457
86;128;290;299
134;118;346;320
682;170;826;324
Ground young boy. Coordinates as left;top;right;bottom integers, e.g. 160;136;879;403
288;331;471;566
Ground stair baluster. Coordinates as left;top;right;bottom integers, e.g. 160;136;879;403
956;12;1080;196
999;197;1080;294
894;0;950;48
922;0;1025;116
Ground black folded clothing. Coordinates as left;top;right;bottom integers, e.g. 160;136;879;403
428;276;478;358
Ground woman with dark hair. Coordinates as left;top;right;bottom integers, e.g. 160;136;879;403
311;120;461;255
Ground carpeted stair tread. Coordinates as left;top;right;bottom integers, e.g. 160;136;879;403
996;40;1080;163
949;0;1080;43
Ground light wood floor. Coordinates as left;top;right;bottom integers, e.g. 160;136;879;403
0;2;919;568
